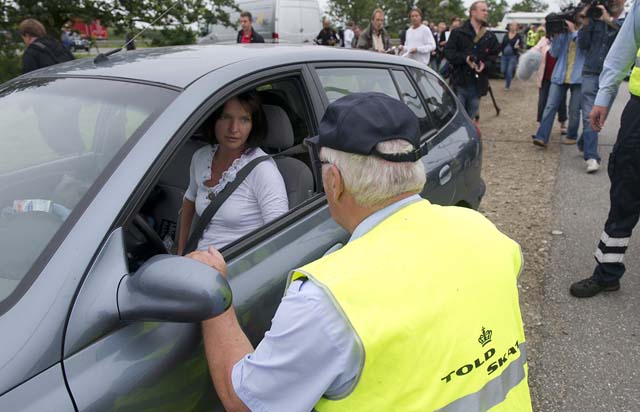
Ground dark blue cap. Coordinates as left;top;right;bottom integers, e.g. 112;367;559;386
308;92;422;162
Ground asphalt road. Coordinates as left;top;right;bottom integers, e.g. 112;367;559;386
531;84;640;411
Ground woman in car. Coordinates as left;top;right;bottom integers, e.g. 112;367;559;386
176;92;289;254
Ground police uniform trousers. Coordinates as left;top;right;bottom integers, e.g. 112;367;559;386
593;94;640;285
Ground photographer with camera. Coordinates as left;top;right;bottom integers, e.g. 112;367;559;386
532;12;585;149
444;1;500;123
577;0;626;173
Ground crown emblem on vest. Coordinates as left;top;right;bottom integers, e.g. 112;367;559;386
478;327;492;347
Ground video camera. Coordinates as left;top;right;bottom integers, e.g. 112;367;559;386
545;0;613;35
581;0;613;19
545;4;579;36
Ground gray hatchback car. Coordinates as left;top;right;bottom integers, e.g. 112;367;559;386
0;44;484;411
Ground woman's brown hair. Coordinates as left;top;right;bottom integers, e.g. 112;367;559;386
207;91;267;148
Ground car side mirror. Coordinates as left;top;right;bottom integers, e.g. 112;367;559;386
117;254;232;323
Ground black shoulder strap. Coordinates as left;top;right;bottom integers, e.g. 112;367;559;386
183;155;270;254
182;143;307;255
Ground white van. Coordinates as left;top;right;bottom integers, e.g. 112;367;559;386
198;0;323;44
498;12;546;29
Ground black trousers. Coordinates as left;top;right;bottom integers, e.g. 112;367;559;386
538;79;568;123
593;95;640;285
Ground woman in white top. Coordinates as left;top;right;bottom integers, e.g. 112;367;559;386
176;92;289;254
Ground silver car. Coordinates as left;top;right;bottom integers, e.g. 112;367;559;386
0;44;484;411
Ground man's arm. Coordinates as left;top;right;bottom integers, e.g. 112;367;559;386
357;32;370;49
577;19;595;49
414;27;436;54
595;0;640;108
192;248;359;412
192;248;252;412
550;32;568;58
444;31;467;65
483;34;501;71
203;309;252;412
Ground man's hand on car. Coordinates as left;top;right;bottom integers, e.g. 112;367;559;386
187;246;228;277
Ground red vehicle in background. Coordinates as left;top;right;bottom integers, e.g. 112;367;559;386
72;19;108;40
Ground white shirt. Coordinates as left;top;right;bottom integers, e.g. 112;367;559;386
231;195;423;412
343;28;354;48
403;24;437;66
184;145;288;250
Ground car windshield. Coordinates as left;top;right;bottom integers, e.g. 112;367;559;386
0;77;177;305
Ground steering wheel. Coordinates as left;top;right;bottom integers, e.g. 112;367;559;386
133;214;168;255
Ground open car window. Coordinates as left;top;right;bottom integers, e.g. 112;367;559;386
0;78;176;308
128;75;317;269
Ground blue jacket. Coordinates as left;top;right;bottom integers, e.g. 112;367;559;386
550;32;586;85
578;18;625;75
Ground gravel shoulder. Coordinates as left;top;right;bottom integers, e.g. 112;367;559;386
476;78;561;411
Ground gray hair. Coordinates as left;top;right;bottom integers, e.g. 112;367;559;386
320;139;426;208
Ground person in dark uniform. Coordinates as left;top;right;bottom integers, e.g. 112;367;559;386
570;0;640;297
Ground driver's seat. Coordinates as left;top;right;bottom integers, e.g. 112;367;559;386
262;105;314;208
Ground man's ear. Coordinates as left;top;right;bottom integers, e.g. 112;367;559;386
326;165;344;202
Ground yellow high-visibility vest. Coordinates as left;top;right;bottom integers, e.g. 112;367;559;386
526;29;537;47
289;200;532;412
629;48;640;97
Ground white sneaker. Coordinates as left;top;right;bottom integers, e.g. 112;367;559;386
586;159;600;173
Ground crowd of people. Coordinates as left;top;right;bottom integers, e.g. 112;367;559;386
531;0;627;175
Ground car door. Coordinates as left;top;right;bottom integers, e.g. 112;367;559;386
308;62;456;205
62;65;349;412
410;67;483;208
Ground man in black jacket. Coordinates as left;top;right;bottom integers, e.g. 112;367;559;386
19;19;74;74
237;11;265;43
444;1;499;122
316;18;339;46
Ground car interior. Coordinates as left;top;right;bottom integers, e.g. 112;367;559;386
127;77;317;269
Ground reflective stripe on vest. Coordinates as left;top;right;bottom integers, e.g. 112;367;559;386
630;49;640;97
289;200;533;412
435;343;527;412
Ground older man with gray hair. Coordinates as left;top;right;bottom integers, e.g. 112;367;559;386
190;92;532;412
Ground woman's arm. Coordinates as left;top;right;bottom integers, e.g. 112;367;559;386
177;198;196;255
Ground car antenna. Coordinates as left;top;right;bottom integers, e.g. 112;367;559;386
94;2;180;64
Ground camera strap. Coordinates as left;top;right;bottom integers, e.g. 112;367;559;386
473;27;487;44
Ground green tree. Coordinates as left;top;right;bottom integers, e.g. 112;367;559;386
510;0;549;13
485;0;510;27
327;0;378;31
415;0;466;27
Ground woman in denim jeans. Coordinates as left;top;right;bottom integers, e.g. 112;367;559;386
500;22;523;90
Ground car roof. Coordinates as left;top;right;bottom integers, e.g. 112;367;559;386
22;44;422;89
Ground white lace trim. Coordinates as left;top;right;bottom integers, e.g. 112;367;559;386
202;145;257;197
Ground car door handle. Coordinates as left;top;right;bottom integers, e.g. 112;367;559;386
439;164;452;186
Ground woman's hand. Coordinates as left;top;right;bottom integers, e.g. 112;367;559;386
187;246;228;277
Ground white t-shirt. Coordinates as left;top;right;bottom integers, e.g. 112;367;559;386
184;145;289;250
403;24;437;66
343;28;354;48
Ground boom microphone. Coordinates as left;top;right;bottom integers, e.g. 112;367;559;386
516;49;542;81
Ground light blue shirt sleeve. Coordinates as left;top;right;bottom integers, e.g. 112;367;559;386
595;1;640;107
231;279;362;412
